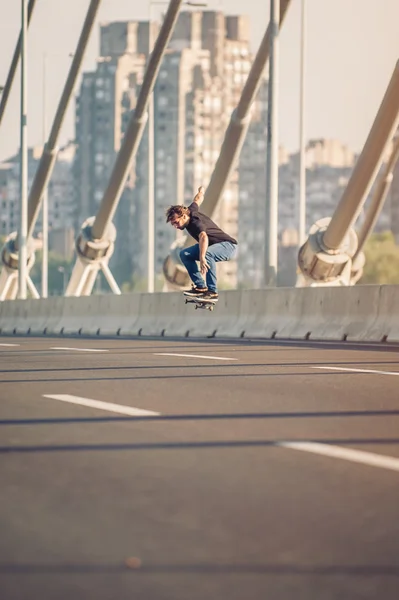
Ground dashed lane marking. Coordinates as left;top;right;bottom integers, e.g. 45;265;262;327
43;394;160;417
154;353;238;361
50;347;109;353
312;366;399;377
280;441;399;473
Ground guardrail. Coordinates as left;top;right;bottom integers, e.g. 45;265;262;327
0;285;398;342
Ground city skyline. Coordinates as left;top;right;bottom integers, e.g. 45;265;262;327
0;0;398;162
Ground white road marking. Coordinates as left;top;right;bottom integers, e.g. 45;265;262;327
154;353;237;361
51;347;109;353
312;366;399;377
0;343;20;347
43;394;159;417
280;441;399;473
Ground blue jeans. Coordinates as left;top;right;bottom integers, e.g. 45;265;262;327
179;241;237;292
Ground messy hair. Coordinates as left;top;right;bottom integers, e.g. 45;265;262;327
165;205;190;223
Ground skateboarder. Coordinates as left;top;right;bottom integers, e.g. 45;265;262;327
165;186;237;300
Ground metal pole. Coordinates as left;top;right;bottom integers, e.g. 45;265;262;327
148;16;155;293
0;0;36;129
18;0;28;299
265;0;280;286
323;60;399;251
42;53;48;298
298;0;306;246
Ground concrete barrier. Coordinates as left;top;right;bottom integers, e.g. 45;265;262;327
286;286;381;342
79;294;133;336
240;288;305;340
0;299;28;335
159;292;217;338
214;290;244;338
57;296;93;335
1;285;398;343
373;285;399;342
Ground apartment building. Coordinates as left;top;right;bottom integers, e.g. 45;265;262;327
74;12;255;288
0;144;75;245
73;21;150;273
390;159;399;243
157;11;252;287
238;131;356;287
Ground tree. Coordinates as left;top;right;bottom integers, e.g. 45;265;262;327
360;231;399;285
30;252;74;295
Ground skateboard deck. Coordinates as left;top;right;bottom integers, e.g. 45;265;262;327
184;297;217;311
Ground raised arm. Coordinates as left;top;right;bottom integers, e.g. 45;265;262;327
193;185;205;207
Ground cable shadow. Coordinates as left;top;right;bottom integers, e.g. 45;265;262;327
0;437;398;454
0;562;398;576
0;360;398;375
0;371;356;384
238;339;399;354
4;334;399;354
2;409;399;427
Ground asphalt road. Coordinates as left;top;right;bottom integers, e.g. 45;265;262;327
1;335;399;599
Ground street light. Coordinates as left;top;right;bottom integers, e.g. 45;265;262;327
42;53;48;299
41;51;73;299
19;0;28;299
147;8;156;294
265;0;280;287
298;0;307;246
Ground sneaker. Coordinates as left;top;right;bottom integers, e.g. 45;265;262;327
184;286;208;297
202;291;218;301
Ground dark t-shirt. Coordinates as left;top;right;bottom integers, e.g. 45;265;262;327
185;202;237;246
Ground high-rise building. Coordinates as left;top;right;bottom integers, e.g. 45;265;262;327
73;51;146;228
0;162;14;239
0;143;76;246
151;47;219;276
390;159;399;243
303;139;355;169
237;79;268;288
238;119;361;287
154;11;253;287
74;11;254;289
387;132;399;244
73;22;150;276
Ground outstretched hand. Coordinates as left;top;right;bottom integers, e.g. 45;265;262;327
194;185;205;204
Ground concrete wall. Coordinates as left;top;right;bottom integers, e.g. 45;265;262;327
1;285;398;342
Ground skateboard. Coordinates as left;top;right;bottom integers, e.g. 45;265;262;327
184;297;217;311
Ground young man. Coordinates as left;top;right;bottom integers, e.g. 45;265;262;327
165;186;237;300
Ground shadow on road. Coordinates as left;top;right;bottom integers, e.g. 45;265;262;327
2;408;399;427
0;437;398;454
0;371;373;384
0;561;398;575
0;359;398;375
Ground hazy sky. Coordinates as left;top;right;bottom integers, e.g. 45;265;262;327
0;0;398;161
